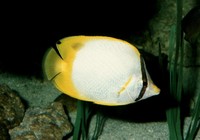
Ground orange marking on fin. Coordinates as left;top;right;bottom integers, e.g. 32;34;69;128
72;43;83;51
118;76;132;94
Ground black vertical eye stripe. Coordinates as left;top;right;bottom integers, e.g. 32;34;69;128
135;55;148;101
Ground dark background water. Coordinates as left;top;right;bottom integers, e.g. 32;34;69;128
0;1;173;123
0;1;158;77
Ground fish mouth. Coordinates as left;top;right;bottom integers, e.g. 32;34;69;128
135;55;147;101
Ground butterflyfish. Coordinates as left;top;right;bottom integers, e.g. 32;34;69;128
43;35;160;106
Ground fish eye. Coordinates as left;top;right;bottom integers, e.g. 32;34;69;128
56;40;61;44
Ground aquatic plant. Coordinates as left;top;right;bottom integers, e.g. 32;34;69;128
166;0;200;139
72;101;106;140
185;93;200;140
166;0;183;138
73;101;91;140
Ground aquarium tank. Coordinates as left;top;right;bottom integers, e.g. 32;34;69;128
0;0;199;140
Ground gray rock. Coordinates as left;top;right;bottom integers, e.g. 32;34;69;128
141;0;195;56
0;84;25;129
0;125;10;140
54;93;77;113
9;102;73;140
0;84;25;140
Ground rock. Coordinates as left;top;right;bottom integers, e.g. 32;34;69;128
0;84;25;140
54;93;77;113
0;84;25;129
141;0;194;56
9;102;73;140
182;5;200;45
0;125;10;140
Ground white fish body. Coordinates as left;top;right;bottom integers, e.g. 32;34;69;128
43;35;160;106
